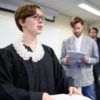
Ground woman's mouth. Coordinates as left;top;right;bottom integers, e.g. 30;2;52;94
37;26;43;30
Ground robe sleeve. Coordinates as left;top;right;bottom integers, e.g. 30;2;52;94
0;49;43;100
50;48;74;94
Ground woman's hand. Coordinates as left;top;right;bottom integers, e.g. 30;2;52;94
42;93;54;100
69;87;82;96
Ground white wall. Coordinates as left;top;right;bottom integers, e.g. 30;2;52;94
0;10;89;59
0;11;22;48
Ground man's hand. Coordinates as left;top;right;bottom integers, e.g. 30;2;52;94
69;87;82;96
66;56;73;63
42;93;54;100
81;56;89;63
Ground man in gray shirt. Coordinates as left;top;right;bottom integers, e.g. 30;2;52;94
60;16;98;100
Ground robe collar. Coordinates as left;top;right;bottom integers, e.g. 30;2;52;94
13;37;45;62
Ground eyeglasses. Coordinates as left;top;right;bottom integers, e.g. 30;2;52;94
31;14;46;22
90;32;97;33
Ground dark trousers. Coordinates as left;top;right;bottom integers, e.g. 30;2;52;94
93;62;100;100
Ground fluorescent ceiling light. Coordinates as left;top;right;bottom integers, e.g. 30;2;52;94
78;3;100;16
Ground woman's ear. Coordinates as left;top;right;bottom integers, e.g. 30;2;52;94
18;19;25;27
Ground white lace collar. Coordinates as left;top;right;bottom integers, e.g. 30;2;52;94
13;38;45;62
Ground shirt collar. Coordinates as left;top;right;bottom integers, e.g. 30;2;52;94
73;33;83;41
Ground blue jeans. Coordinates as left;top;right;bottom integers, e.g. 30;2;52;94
82;85;94;100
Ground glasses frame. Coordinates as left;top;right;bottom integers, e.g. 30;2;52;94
31;13;46;22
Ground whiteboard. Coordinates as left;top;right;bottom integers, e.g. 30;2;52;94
0;14;61;58
0;15;22;48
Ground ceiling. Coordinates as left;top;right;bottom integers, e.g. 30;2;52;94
0;0;100;23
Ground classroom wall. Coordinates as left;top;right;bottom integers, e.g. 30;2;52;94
0;10;89;59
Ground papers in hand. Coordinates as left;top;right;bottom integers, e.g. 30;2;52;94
67;51;86;60
51;94;91;100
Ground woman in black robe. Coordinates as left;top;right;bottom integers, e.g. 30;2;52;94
0;4;81;100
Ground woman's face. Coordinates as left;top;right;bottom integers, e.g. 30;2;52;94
21;9;45;36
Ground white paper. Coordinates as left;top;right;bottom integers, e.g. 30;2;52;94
51;94;91;100
67;51;86;60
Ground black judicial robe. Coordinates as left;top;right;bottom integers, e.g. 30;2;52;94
0;44;74;100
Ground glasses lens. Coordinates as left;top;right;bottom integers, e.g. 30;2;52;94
32;15;38;19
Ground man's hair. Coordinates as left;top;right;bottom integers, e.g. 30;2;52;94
70;16;84;27
88;27;98;34
15;4;43;31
